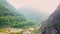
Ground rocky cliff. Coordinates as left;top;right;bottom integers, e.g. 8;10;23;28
36;4;60;34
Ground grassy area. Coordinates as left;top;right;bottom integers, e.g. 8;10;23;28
0;28;3;32
10;32;22;34
0;27;35;34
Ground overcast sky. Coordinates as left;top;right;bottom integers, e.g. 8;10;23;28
7;0;60;15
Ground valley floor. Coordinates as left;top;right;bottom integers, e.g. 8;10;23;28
0;27;35;34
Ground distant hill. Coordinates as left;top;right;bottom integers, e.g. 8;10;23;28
18;6;49;23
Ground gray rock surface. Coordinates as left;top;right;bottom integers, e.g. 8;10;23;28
36;3;60;34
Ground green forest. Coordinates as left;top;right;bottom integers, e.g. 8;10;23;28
0;0;37;28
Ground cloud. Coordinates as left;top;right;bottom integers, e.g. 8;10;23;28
7;0;60;15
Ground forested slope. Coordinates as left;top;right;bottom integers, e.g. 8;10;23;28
0;0;35;28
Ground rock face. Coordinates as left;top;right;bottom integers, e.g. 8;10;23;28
46;4;60;34
36;4;60;34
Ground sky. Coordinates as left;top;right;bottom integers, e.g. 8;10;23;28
7;0;60;15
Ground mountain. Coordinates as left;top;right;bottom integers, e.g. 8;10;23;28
18;6;49;23
36;4;60;34
0;0;33;28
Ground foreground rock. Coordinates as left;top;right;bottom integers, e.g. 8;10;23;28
36;4;60;34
